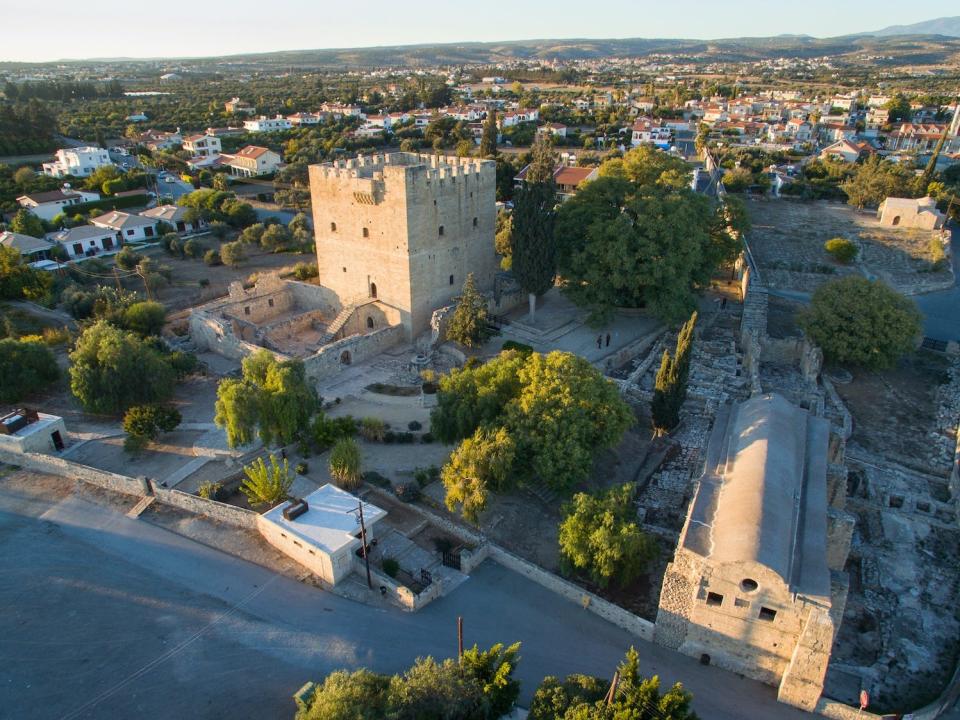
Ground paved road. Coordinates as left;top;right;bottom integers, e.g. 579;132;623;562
915;225;960;342
0;485;813;720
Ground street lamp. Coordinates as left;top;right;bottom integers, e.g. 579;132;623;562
347;500;372;589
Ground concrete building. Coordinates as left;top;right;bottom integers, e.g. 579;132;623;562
877;196;946;230
224;97;255;115
242;115;292;133
309;152;498;339
48;225;122;259
257;484;386;586
0;409;67;454
89;211;158;243
182;133;222;158
16;188;99;221
655;393;851;712
0;230;55;263
139;204;204;235
221;146;282;177
42;147;113;178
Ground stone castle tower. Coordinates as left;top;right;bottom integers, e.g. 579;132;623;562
308;152;498;339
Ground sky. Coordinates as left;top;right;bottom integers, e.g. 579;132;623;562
0;0;945;62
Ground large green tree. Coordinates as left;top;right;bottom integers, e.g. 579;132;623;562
0;245;52;301
69;321;176;415
215;350;318;447
446;273;491;348
9;209;44;238
651;312;697;435
799;277;921;369
479;109;498;159
840;155;914;209
555;178;738;324
558;484;657;588
511;179;556;321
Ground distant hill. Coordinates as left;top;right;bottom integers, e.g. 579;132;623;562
866;16;960;37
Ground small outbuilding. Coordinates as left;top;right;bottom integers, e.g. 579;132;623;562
877;196;946;230
0;409;67;454
257;484;386;586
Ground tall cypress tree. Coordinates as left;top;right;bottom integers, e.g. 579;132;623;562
511;179;556;321
651;312;697;436
480;109;498;159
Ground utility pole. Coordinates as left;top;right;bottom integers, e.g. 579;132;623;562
604;670;620;706
112;267;122;292
457;616;464;661
136;268;152;301
350;500;372;589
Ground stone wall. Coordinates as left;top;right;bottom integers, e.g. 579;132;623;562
303;325;405;382
155;486;258;529
826;508;855;571
777;608;836;711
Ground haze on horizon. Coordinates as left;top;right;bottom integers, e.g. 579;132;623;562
2;0;945;63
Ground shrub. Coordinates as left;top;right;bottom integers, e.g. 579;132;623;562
203;249;221;266
398;432;415;444
115;246;142;271
414;467;431;487
122;301;166;336
383;431;396;444
123;403;182;440
929;236;948;271
824;237;858;264
329;437;362;490
382;557;400;578
220;241;245;267
408;420;422;431
359;417;386;442
240;453;293;507
167;351;198;378
199;278;210;287
182;238;202;258
501;340;534;355
198;481;223;500
123;433;149;455
312;414;356;449
363;470;390;488
0;338;59;403
295;461;308;475
395;482;420;502
294;262;319;280
421;432;434;444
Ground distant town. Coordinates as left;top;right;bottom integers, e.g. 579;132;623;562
1;17;959;720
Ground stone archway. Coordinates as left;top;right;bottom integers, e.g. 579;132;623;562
892;215;901;226
366;316;374;329
340;350;352;365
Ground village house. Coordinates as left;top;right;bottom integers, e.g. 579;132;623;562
243;115;292;133
220;145;282;177
48;225;122;259
631;117;673;147
0;230;55;263
90;210;158;243
17;188;99;221
139;204;205;235
287;112;322;126
42;147;113;178
515;161;598;201
818;138;874;163
182;133;222;158
136;129;183;152
541;122;568;138
224;97;255;115
885;123;947;153
877;196;946;230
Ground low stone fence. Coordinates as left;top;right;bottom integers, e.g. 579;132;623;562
367;563;444;611
0;448;258;529
460;542;491;574
815;699;881;720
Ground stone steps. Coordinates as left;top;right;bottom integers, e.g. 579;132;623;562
126;495;156;518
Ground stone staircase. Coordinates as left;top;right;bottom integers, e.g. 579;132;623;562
126;495;156;518
320;296;374;344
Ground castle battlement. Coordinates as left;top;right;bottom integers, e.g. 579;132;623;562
311;152;493;191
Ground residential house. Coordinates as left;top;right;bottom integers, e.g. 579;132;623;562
182;133;222;158
785;119;813;142
224;97;255;115
243;115;292;133
137;129;183;152
90;210;158;243
48;225;121;259
139;204;204;235
817;121;856;145
287;112;322;126
631;118;673;147
42;147;113;178
17;188;100;221
574;98;592;111
819;138;874;163
886;123;947;153
220;146;282;177
515;163;599;200
0;230;55;263
319;103;364;120
542;122;568;138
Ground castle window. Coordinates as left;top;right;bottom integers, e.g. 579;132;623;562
268;298;274;308
366;316;374;329
735;598;750;608
758;607;777;622
330;222;337;232
449;275;454;285
473;217;478;227
438;225;444;236
706;592;724;607
244;306;250;316
342;267;347;273
740;578;758;593
362;227;369;238
370;282;377;299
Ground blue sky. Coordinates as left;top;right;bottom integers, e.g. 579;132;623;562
3;0;943;62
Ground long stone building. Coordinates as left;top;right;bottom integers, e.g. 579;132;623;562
309;152;499;339
655;392;852;711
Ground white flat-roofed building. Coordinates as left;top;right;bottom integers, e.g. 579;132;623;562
17;188;100;221
182;133;222;157
257;484;386;586
243;115;292;133
42;147;113;178
0;409;67;454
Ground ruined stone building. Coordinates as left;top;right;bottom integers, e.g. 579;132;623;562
655;392;852;711
190;153;503;382
877;196;946;230
309;152;499;339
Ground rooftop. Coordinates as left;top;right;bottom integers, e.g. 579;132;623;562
261;484;386;555
90;211;154;230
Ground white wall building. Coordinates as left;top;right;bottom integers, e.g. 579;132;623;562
17;188;100;221
182;134;222;157
42;147;113;178
257;484;386;586
48;225;121;259
0;409;67;454
243;115;293;133
89;211;159;242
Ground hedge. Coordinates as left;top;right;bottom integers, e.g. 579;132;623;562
71;193;150;214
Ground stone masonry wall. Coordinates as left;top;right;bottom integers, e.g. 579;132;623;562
302;325;405;382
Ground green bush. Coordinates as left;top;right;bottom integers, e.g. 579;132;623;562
824;237;858;264
421;432;434;444
395;482;420;502
929;237;948;271
203;249;221;266
382;557;400;578
501;340;534;355
295;461;308;474
0;338;59;403
329;437;362;490
363;470;390;488
359;417;386;442
198;481;223;500
293;261;319;280
408;420;422;431
312;414;356;449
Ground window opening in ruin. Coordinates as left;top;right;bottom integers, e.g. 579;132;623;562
740;578;759;592
340;350;352;365
366;316;374;329
370;283;377;298
343;267;347;273
362;227;369;238
449;275;454;285
473;217;478;227
892;215;901;226
889;495;904;509
244;306;250;316
735;598;750;608
268;298;274;308
759;607;777;622
699;654;711;665
331;222;337;231
439;225;444;236
706;592;724;607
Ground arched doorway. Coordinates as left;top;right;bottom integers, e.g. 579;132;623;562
340;350;352;365
366;316;374;329
370;282;377;298
892;215;901;226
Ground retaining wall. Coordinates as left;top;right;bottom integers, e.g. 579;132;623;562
153;486;258;529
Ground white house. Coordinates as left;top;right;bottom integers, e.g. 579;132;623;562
819;138;873;163
0;230;55;263
48;225;122;259
542;122;568;138
287;112;322;126
89;211;159;242
220;145;282;177
878;196;946;230
631;118;673;147
257;484;387;586
139;204;204;235
42;147;113;178
224;97;256;115
17;188;100;221
243;115;292;133
0;409;67;454
136;129;183;152
182;133;222;157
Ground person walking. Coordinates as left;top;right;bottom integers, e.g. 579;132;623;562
605;333;611;347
